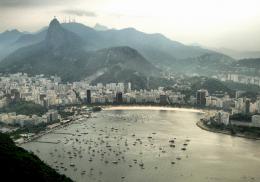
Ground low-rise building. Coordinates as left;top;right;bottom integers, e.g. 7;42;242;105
215;111;230;125
252;115;260;127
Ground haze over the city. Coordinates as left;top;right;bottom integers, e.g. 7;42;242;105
1;0;260;51
1;1;260;182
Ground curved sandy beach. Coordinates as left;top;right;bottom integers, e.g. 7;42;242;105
103;105;204;113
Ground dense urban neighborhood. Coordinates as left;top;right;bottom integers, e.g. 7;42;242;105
0;73;259;143
1;1;260;181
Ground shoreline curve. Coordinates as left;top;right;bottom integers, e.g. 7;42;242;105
196;120;260;141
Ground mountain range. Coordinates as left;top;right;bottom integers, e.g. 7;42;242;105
235;58;260;70
93;23;109;31
214;48;260;60
0;29;25;60
0;18;242;83
0;19;159;83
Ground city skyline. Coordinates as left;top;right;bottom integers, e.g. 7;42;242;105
1;1;260;181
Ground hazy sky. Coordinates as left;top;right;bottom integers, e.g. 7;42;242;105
0;0;260;51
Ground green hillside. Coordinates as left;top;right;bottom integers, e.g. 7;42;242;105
0;133;72;182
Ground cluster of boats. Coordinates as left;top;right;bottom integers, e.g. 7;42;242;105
32;112;191;181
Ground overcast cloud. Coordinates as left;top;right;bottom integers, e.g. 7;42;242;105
61;9;97;17
0;0;73;7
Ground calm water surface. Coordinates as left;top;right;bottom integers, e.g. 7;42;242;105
22;108;260;182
